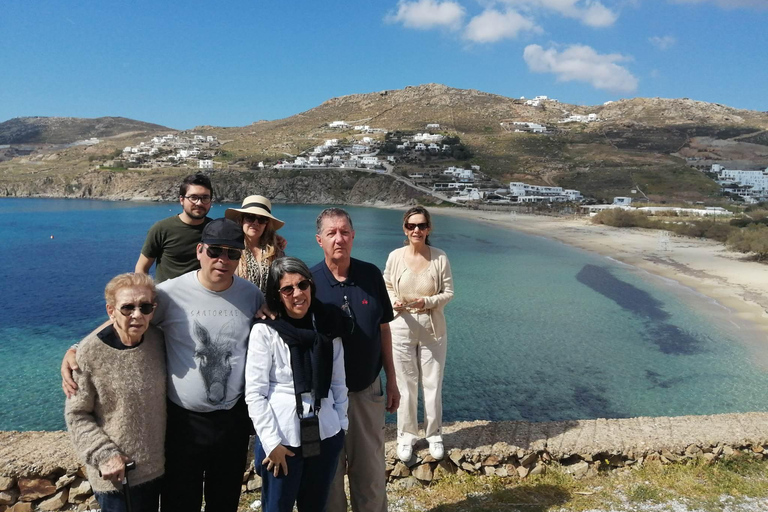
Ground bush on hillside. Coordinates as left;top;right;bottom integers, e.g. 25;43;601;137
727;224;768;261
591;209;654;228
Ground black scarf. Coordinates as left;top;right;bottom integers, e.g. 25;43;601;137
258;302;342;401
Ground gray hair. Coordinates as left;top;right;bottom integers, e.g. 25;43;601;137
315;207;354;234
265;257;316;314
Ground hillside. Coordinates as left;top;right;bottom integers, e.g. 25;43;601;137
2;85;768;203
0;116;172;145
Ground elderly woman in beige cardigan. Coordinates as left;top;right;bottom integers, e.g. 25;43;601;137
383;206;454;462
65;273;166;512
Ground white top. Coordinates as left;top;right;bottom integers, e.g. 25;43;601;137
245;323;349;457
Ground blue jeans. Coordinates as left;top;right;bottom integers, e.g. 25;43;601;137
255;430;345;512
95;477;162;512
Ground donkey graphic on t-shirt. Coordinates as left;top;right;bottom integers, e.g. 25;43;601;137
193;319;238;404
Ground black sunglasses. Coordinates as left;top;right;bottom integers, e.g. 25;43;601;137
404;222;429;231
279;279;312;296
118;303;156;316
205;245;242;260
243;213;270;225
341;295;356;334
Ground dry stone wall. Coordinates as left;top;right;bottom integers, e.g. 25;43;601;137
3;413;768;510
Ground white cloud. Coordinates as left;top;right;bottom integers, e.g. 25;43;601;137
463;9;541;42
649;35;676;50
670;0;768;9
386;0;466;30
501;0;619;27
523;43;639;93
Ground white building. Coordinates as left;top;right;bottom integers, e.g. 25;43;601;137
613;197;633;206
714;164;768;202
426;123;440;129
329;121;349;129
199;159;214;169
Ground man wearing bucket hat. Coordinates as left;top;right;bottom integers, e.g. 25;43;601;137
225;195;287;293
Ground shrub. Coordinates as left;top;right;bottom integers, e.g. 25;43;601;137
704;222;738;243
727;224;768;261
591;209;653;228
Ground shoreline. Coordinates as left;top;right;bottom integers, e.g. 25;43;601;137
427;207;768;337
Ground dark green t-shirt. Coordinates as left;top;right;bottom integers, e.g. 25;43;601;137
140;215;211;282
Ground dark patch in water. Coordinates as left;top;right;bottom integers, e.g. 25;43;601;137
645;370;687;389
576;264;668;320
648;324;703;355
576;264;705;355
572;384;627;419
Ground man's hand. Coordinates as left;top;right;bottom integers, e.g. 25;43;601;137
254;303;276;321
385;376;400;414
276;234;288;251
61;348;79;398
98;454;130;482
263;445;295;477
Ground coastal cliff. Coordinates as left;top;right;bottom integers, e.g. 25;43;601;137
0;169;430;205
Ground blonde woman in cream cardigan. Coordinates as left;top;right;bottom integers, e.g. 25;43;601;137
383;206;453;463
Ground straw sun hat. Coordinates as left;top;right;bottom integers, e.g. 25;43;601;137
224;195;285;230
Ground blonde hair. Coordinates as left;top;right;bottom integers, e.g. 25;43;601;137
104;273;157;305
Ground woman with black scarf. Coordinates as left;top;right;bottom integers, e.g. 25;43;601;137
245;257;348;512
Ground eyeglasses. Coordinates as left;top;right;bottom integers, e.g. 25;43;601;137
118;302;156;316
243;213;270;225
279;279;312;296
404;222;429;231
205;245;242;260
183;195;212;204
341;295;356;334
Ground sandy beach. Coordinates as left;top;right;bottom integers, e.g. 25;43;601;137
427;208;768;336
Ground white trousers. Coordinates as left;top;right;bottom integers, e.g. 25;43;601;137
391;311;447;444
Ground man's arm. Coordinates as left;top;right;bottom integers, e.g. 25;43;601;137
135;254;155;274
380;323;400;414
61;320;111;397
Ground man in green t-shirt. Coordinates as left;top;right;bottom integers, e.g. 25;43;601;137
135;173;214;282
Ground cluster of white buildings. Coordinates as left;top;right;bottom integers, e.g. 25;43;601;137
508;182;583;203
713;164;768;203
560;113;599;123
121;133;219;168
504;121;546;133
327;121;386;134
274;135;385;170
521;95;557;107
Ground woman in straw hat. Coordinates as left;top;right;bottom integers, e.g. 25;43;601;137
225;195;286;293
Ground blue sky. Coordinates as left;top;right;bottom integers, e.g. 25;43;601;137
1;0;766;129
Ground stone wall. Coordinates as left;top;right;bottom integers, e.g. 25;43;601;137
3;412;768;510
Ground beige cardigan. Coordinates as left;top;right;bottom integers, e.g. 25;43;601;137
65;326;167;492
383;246;454;342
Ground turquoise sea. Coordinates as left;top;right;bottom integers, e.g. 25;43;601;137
1;198;767;431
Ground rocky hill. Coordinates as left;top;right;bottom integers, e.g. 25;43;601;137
2;85;768;203
0;116;172;145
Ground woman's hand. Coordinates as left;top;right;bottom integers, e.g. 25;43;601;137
98;454;130;482
276;234;288;251
263;445;295;477
393;300;405;312
409;298;426;310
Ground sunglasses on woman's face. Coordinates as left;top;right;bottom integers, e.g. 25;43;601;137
118;303;156;316
243;213;269;225
205;245;242;260
404;222;429;231
278;279;312;297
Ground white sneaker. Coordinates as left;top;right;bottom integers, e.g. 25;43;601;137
397;441;413;462
429;441;444;460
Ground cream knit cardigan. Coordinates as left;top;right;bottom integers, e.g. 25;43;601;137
383;245;454;342
65;325;166;492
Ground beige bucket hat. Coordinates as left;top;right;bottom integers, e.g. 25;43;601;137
224;195;285;230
